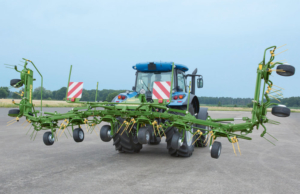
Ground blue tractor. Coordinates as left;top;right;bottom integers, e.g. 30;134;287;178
110;62;208;157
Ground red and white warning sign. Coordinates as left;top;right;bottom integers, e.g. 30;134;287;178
67;82;84;99
152;81;171;99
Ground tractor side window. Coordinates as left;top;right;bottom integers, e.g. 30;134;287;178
177;72;186;92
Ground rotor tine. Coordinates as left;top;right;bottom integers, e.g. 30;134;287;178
274;49;288;56
33;131;38;141
26;125;33;135
277;44;286;49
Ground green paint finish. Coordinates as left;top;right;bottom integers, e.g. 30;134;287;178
6;46;291;148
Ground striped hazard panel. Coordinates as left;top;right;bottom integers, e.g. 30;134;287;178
152;81;171;99
67;82;84;99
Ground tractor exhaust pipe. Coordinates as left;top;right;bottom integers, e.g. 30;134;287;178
191;68;197;95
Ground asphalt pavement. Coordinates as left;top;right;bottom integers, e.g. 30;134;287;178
0;108;299;194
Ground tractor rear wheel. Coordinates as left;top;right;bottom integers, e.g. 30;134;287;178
113;119;142;153
195;108;209;147
166;106;196;157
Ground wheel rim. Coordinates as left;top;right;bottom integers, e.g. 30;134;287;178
202;126;209;142
48;134;54;143
218;147;221;156
107;130;111;138
145;131;150;142
178;138;183;148
186;128;193;146
79;130;84;140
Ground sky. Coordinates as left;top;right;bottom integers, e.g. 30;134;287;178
0;0;299;98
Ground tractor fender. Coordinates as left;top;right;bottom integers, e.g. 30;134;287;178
182;94;200;114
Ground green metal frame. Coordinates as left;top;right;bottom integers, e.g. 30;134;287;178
8;46;288;147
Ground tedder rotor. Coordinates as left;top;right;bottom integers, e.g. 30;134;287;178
6;46;296;159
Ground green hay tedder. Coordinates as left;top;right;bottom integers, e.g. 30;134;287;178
5;46;296;159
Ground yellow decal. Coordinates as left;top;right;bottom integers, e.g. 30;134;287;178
30;85;32;103
28;70;30;74
259;64;262;70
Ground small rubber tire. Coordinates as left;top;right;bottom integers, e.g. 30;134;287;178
148;126;161;145
272;106;290;117
211;141;222;159
137;127;151;144
100;125;112;142
73;128;84;142
10;79;23;88
8;109;20;117
276;64;295;76
43;132;55;146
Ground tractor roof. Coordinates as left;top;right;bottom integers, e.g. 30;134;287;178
133;62;189;72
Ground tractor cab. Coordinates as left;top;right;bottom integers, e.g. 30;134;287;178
112;62;203;114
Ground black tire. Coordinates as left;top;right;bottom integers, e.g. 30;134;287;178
10;79;23;88
43;132;55;146
73;128;84;142
211;141;222;159
195;108;209;147
148;123;161;145
8;109;20;117
276;64;295;76
166;105;195;157
113;120;142;153
100;125;112;142
137;127;151;144
272;106;290;117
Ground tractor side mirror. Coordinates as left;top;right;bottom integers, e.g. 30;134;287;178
197;77;203;88
132;86;136;91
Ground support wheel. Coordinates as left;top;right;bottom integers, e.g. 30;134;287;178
10;79;23;88
8;109;20;117
148;125;161;145
100;125;112;142
43;132;55;146
113;119;142;153
138;127;151;144
73;128;84;142
272;106;290;117
211;141;222;159
276;64;295;76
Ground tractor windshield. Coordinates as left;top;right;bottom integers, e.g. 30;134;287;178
136;71;172;93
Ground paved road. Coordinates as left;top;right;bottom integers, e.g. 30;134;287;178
0;108;299;194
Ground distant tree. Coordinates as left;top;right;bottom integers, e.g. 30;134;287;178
53;87;67;100
81;89;90;101
106;92;119;102
32;87;52;100
218;101;221;107
234;104;237;107
247;103;252;108
0;88;8;98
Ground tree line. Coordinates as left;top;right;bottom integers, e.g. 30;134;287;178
1;86;299;107
0;86;125;102
198;96;300;107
